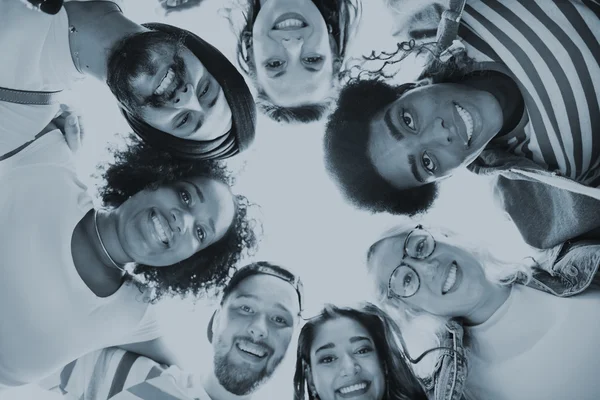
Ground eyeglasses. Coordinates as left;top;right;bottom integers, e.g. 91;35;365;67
387;225;436;299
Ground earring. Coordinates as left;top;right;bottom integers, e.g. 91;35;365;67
327;24;333;34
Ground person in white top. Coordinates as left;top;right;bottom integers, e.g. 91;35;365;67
0;108;258;391
0;0;256;161
52;262;303;400
367;222;600;400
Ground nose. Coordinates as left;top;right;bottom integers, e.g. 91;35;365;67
280;37;304;57
171;208;194;235
339;355;361;377
173;83;201;111
423;117;453;145
411;258;441;280
248;315;268;341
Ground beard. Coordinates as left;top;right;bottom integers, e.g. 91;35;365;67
106;30;185;114
212;337;284;396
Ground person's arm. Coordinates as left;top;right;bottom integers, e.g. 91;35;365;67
118;337;181;367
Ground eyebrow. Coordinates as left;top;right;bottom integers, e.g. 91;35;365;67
408;154;425;183
183;180;205;203
384;109;404;141
315;336;372;354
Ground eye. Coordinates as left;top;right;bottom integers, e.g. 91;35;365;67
357;346;373;355
403;274;413;287
402;109;416;130
199;82;210;98
196;226;206;242
421;152;436;173
272;315;288;325
303;56;323;64
265;60;285;69
240;305;254;313
319;356;336;364
180;190;191;205
177;113;190;128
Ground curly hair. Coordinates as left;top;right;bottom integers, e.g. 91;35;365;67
225;0;361;123
293;303;427;400
324;78;439;216
97;134;259;301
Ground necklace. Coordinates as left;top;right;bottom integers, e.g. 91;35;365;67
93;209;126;273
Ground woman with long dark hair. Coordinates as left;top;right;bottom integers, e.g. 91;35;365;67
227;0;361;123
293;303;427;400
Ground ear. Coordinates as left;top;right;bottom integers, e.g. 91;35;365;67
211;309;221;336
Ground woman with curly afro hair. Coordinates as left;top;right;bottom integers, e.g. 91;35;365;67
99;134;258;301
0;110;258;388
324;0;600;250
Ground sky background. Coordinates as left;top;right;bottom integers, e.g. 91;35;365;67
3;1;535;399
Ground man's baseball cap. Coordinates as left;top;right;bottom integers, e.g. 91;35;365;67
207;262;304;343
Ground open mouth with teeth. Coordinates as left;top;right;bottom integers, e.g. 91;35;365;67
155;67;175;96
236;340;268;360
442;262;459;295
454;102;474;147
273;18;308;30
150;210;170;247
337;381;370;397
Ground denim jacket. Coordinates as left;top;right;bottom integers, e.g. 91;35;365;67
467;148;600;249
424;239;600;400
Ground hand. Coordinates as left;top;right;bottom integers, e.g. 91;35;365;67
40;105;85;154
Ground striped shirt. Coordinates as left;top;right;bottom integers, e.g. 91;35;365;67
458;0;600;186
50;348;209;400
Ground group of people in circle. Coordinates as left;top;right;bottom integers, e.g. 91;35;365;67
2;0;600;399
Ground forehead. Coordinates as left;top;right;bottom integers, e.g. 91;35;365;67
370;235;409;274
312;317;372;350
229;275;299;315
259;71;333;107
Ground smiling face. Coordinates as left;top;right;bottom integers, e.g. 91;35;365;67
252;0;334;107
114;177;235;267
309;317;385;400
368;230;490;318
211;274;299;395
109;31;233;141
367;82;503;190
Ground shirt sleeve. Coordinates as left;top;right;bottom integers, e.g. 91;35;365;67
125;302;163;344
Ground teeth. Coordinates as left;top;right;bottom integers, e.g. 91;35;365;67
151;214;169;244
154;68;175;96
442;263;457;294
339;383;367;394
454;103;473;144
237;342;267;358
274;18;305;29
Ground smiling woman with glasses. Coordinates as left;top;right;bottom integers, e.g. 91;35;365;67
366;221;600;400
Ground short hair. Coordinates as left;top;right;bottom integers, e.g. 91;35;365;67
293;303;428;400
98;134;259;301
207;261;303;343
324;79;439;216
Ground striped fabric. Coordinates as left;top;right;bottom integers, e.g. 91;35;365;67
458;0;600;186
49;348;205;400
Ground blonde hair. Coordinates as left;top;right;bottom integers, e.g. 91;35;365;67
366;221;536;378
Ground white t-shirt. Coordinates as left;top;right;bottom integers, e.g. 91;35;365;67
0;131;161;390
0;0;83;155
465;284;600;400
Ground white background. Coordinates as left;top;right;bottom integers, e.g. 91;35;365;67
2;0;533;399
